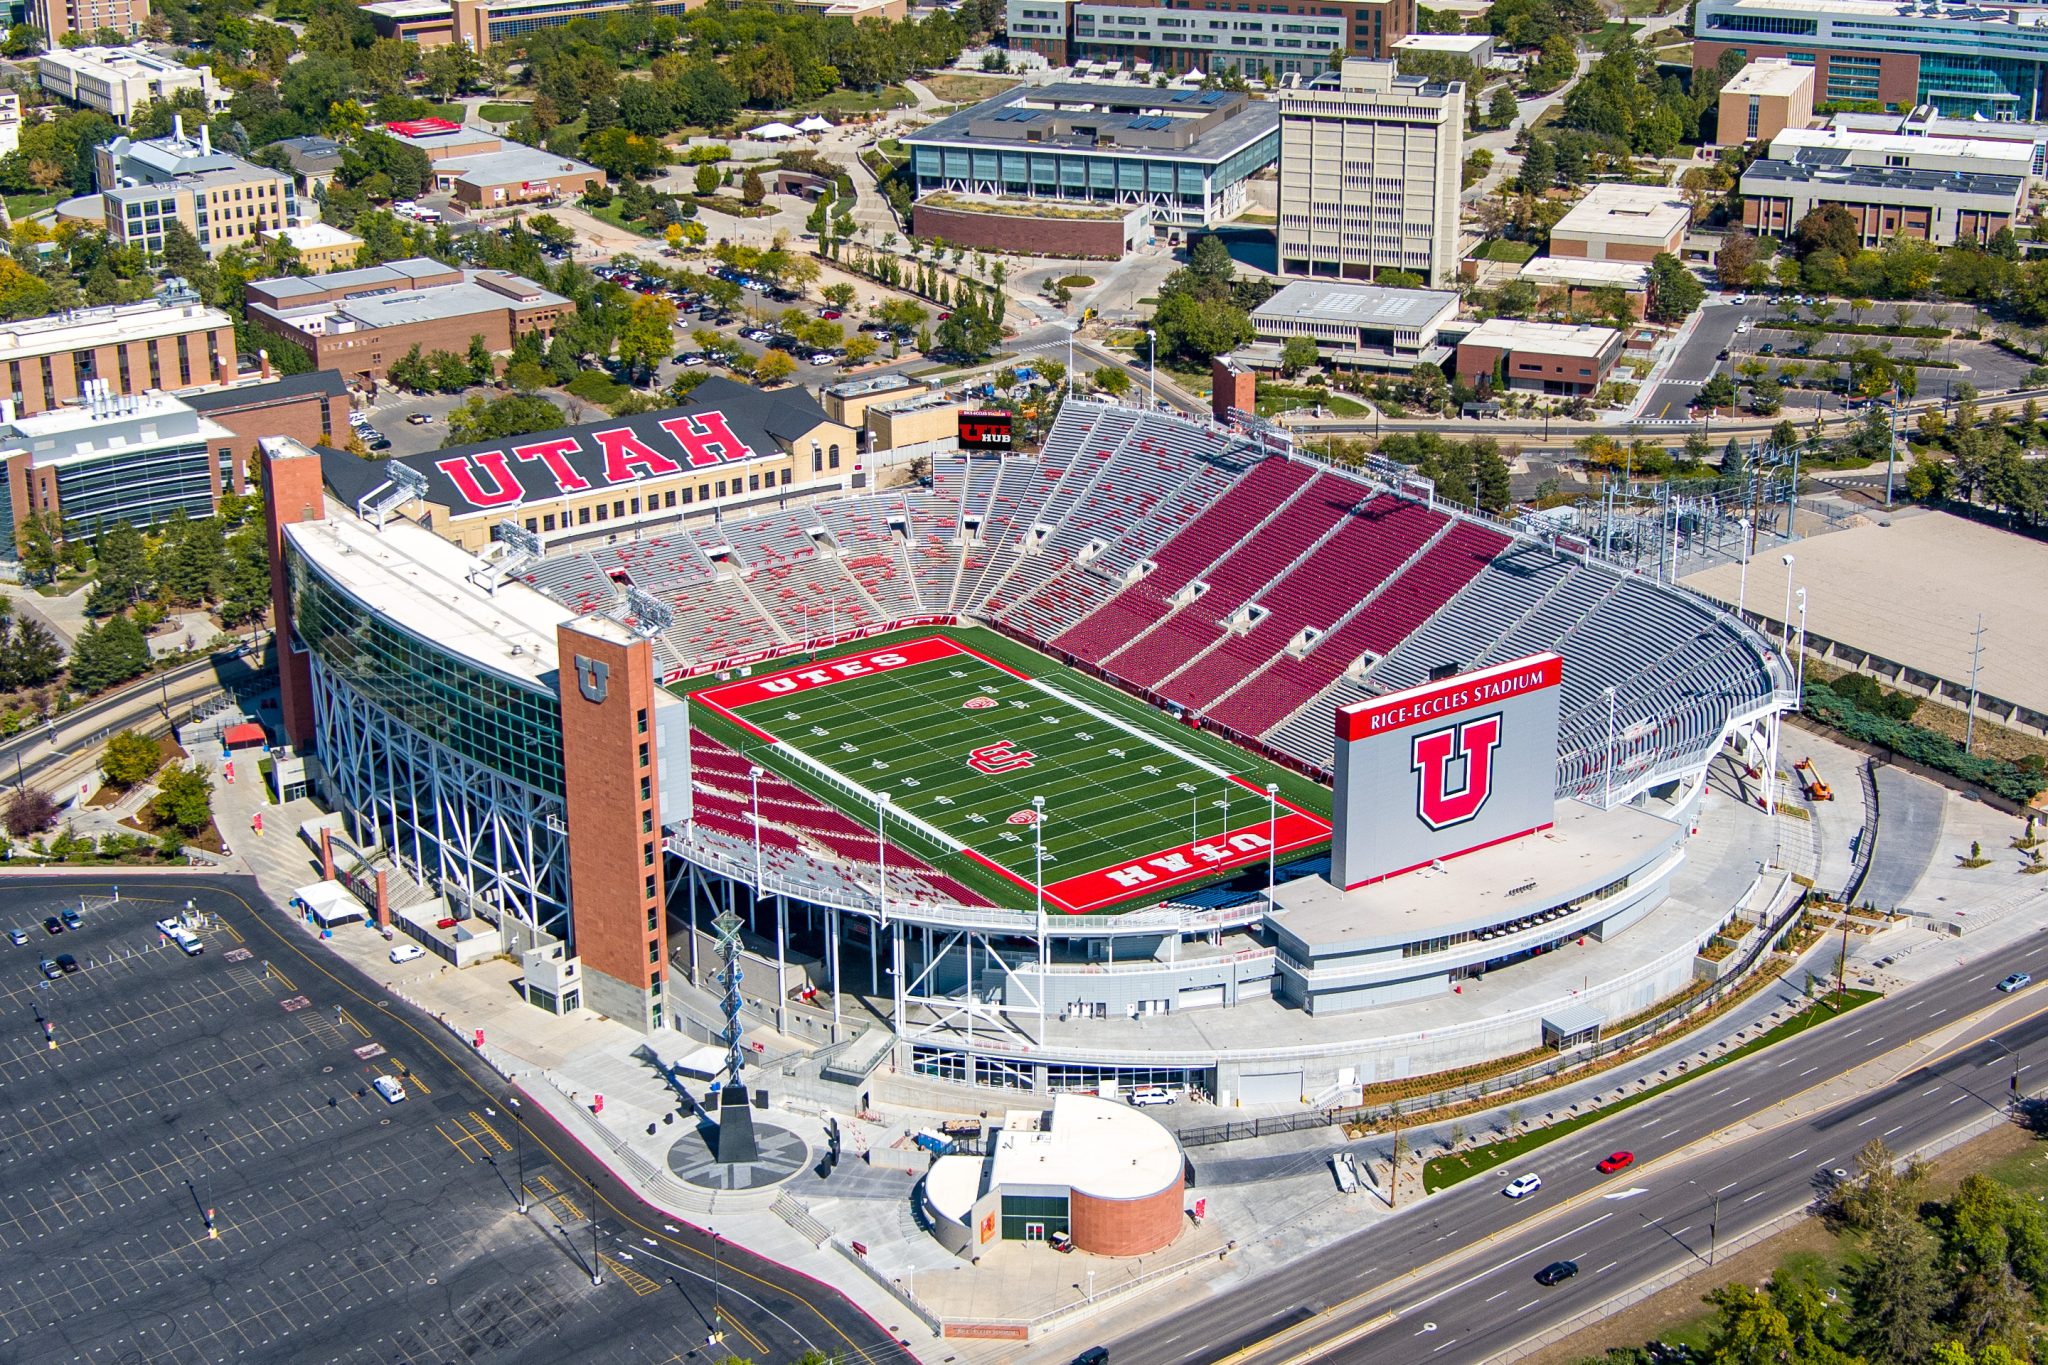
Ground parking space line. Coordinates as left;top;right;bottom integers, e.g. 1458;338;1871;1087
468;1111;513;1154
432;1123;476;1163
338;1007;370;1039
600;1253;662;1297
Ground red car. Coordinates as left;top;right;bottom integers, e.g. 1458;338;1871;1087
1597;1151;1634;1173
819;309;842;320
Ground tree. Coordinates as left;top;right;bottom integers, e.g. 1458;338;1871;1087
68;614;150;692
1474;446;1512;514
101;730;161;789
1698;372;1737;408
0;616;62;691
1486;84;1518;131
741;168;765;207
1093;365;1131;397
1646;254;1704;323
1518;137;1556;194
465;333;496;385
1189;233;1235;283
1280;335;1319;378
1848;1214;1943;1365
933;302;1003;362
1792;204;1859;261
1717;230;1760;291
753;348;796;386
149;762;213;835
693;162;720;196
14;511;60;586
3;788;56;837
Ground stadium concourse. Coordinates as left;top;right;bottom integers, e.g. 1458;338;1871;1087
264;396;1793;1107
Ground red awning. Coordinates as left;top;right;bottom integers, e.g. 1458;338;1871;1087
223;723;267;748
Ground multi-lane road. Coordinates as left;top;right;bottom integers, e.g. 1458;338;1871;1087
1098;934;2048;1365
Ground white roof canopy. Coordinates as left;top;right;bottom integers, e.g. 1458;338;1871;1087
749;121;800;139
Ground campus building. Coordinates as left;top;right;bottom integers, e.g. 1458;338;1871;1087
902;83;1279;231
312;376;862;554
1456;318;1625;395
1245;280;1458;371
1516;257;1654;319
28;0;146;44
259;224;364;274
0;289;234;417
1691;0;2048;120
37;46;225;125
1548;183;1692;263
362;0;699;49
1715;58;1814;145
244;258;572;385
376;117;603;208
1828;103;2048;180
1739;125;2030;244
1277;60;1464;287
98;117;298;260
1006;0;1413;80
0;371;350;558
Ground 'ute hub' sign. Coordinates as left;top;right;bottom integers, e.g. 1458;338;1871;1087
1328;654;1562;890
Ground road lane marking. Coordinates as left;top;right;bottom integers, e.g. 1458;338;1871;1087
1787;1147;1809;1160
1484;1290;1507;1303
1597;1262;1618;1274
1884;1125;1903;1136
1744;1190;1768;1202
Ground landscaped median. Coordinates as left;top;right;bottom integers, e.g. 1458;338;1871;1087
1422;987;1883;1193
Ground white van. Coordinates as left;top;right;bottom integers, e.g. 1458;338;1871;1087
169;927;203;956
371;1075;407;1104
389;942;425;964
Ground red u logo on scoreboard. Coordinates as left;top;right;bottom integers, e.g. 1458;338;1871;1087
1411;714;1503;830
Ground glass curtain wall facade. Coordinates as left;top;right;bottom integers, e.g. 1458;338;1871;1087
289;549;571;937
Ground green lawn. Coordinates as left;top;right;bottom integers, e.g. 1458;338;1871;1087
478;103;532;123
4;191;62;220
784;86;914;116
681;626;1330;914
1257;393;1368;418
1424;988;1883;1192
584;202;660;237
1478;239;1539;265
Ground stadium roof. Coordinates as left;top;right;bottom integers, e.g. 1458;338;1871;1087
317;376;839;520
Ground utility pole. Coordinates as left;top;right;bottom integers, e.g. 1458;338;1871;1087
1966;614;1986;753
1710;1190;1722;1265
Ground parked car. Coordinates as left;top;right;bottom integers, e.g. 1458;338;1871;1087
407;413;432;425
808;352;836;366
1503;1173;1543;1199
1535;1260;1579;1286
819;309;842;320
390;942;425;964
42;916;62;935
37;957;60;979
61;909;80;929
2000;971;2032;993
154;918;181;936
372;1075;407;1104
1597;1151;1635;1173
54;953;77;974
674;353;707;366
6;928;25;945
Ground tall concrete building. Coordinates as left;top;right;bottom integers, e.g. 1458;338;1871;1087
98;117;298;260
1277;59;1463;287
1007;0;1413;80
29;0;147;44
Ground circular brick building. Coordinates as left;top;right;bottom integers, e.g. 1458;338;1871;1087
924;1094;1185;1260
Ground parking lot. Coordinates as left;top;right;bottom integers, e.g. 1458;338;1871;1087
0;874;875;1365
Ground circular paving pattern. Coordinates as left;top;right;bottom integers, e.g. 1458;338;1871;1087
666;1117;810;1191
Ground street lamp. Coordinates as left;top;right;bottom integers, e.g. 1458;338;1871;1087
512;1102;527;1214
1735;515;1751;619
588;1175;602;1286
1989;1036;2023;1105
875;791;891;917
1032;796;1045;923
1145;328;1156;409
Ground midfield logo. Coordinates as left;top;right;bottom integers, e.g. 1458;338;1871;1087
1410;713;1504;831
963;696;998;710
966;740;1036;775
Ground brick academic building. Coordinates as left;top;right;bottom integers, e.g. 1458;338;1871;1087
244;259;573;385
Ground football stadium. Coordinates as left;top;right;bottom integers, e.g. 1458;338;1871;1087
264;387;1793;1104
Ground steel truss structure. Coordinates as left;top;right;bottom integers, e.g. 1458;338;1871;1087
308;657;570;938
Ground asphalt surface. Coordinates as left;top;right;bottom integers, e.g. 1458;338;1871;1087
1863;766;1949;914
1097;930;2048;1365
0;873;911;1365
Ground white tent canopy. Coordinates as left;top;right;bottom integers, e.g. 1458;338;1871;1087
749;121;800;140
292;881;366;927
795;115;834;132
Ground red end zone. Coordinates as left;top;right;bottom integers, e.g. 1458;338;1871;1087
692;636;1004;739
964;778;1332;913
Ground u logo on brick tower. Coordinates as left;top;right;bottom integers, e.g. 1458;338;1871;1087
1411;713;1503;831
574;655;610;705
966;740;1036;775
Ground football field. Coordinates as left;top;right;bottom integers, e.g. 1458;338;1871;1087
689;634;1331;913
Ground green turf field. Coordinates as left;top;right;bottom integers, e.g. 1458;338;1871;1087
683;628;1332;914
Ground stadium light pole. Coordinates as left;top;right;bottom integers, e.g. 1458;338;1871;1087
1145;328;1156;409
875;791;890;917
1794;588;1808;711
1265;783;1278;904
1780;554;1796;656
1735;516;1751;620
748;765;764;896
1034;795;1047;1044
1602;686;1618;810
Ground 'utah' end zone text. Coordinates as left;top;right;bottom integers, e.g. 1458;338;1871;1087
1337;654;1564;741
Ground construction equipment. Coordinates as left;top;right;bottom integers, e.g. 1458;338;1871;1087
1794;758;1833;801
